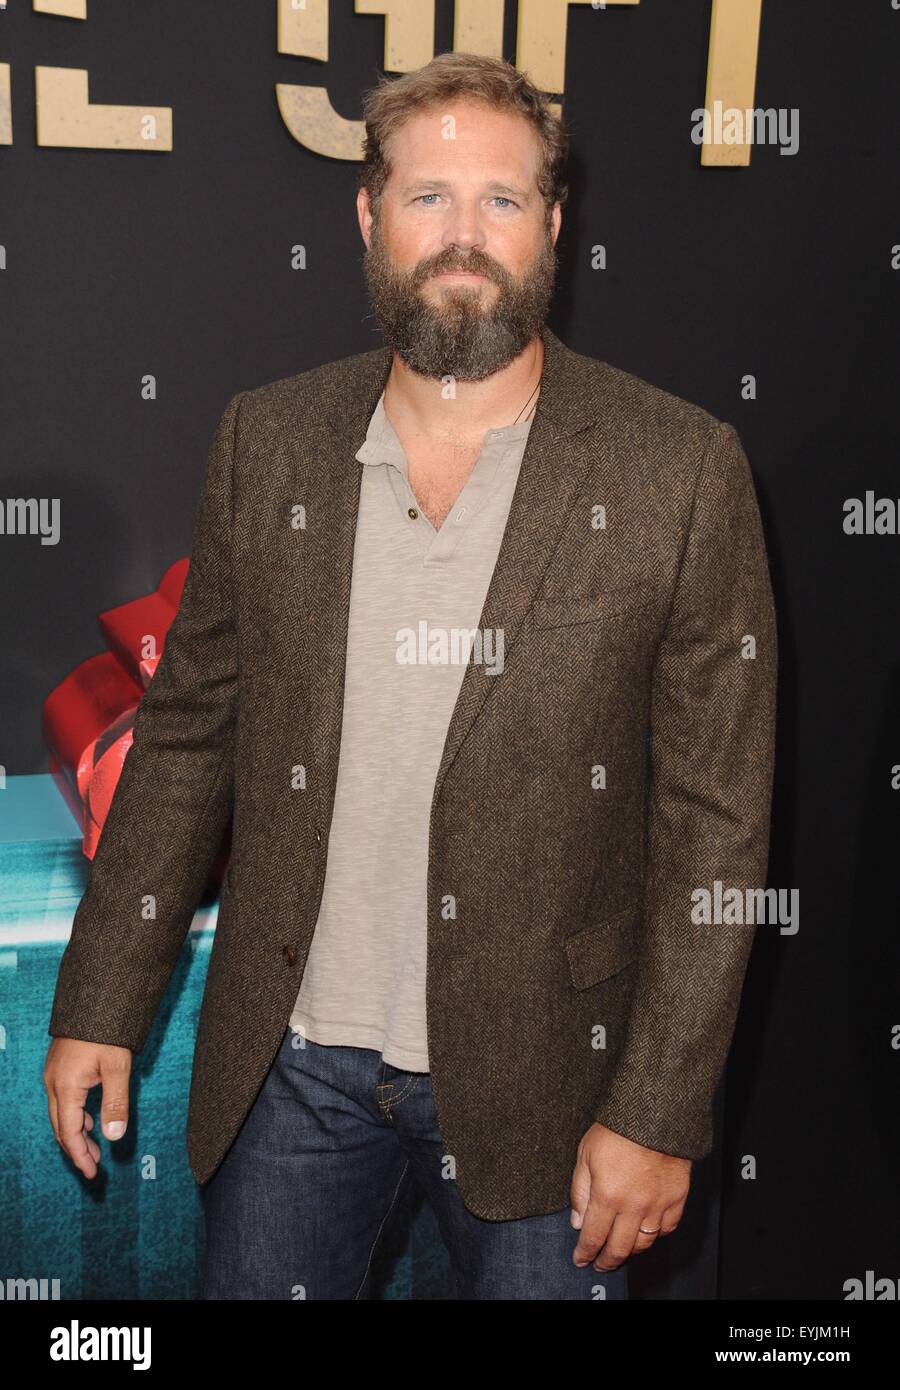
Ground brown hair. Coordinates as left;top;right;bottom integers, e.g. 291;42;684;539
359;52;569;222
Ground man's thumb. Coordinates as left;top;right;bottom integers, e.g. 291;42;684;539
569;1150;592;1229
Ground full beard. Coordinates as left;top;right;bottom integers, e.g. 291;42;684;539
362;215;557;382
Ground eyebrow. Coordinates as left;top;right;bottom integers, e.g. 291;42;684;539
400;179;531;201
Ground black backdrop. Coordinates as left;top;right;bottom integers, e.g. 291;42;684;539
2;1;898;1300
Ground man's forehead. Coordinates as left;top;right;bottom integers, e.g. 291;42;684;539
384;102;541;180
392;100;537;145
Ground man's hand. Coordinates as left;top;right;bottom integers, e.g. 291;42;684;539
569;1122;691;1269
44;1038;133;1179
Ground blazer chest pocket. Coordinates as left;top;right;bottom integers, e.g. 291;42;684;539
565;902;642;989
531;582;654;631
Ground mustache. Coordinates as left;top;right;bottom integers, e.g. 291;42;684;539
411;249;506;287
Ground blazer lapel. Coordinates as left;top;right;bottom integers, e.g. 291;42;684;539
296;344;392;837
292;323;609;836
432;326;605;803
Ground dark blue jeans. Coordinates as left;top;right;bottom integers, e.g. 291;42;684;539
200;1026;629;1301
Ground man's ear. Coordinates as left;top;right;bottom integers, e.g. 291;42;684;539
550;201;562;246
357;187;374;249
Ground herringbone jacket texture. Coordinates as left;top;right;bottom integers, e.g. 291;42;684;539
48;325;777;1220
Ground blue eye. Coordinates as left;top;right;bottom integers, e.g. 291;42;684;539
417;194;440;205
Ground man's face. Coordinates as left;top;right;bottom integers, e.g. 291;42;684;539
359;100;561;382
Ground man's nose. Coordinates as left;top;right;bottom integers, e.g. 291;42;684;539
440;205;485;252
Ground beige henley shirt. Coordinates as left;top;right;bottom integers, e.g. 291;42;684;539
289;388;534;1070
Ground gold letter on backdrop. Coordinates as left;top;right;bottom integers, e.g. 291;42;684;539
0;63;11;146
278;0;436;158
28;0;173;150
276;0;365;160
702;0;764;166
33;0;87;16
0;2;6;145
277;0;437;159
35;67;172;149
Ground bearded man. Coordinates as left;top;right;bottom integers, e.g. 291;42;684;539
46;52;777;1302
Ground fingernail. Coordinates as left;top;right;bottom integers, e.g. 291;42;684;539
570;1209;583;1229
105;1121;126;1138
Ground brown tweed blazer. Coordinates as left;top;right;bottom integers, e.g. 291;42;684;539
48;324;777;1220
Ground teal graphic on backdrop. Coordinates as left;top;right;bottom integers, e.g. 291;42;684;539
0;774;452;1300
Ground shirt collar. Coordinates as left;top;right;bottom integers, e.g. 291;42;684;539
355;392;409;477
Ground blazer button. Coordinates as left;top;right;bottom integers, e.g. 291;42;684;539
282;945;296;966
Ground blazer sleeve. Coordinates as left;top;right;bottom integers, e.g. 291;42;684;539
594;421;778;1158
47;391;245;1054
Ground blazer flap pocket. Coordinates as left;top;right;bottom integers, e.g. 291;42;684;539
532;582;653;630
565;902;642;989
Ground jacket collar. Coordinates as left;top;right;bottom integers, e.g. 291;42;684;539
325;323;606;444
